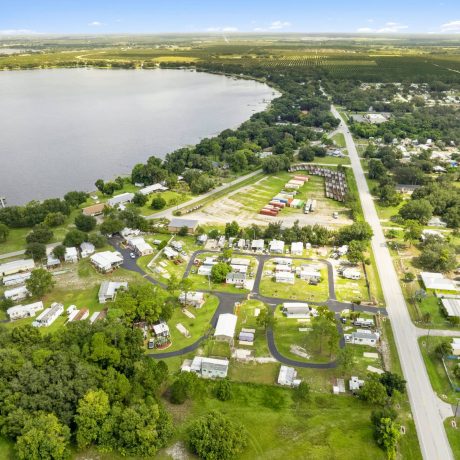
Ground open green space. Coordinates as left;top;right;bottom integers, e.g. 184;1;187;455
335;273;369;303
418;336;460;405
149;295;219;354
445;419;460;460
331;132;346;148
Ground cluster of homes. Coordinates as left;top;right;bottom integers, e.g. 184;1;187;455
344;316;380;347
272;258;322;285
260;175;309;217
0;259;36;303
47;242;96;269
289;165;348;202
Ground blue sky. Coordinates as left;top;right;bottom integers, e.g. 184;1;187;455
1;0;460;35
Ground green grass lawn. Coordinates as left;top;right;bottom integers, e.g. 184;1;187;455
259;260;329;302
417;296;456;329
0;437;14;460
312;155;351;165
160;381;387;460
331;132;346;148
148;295;219;354
235;299;270;356
445;418;460;460
335;275;369;303
418;336;460;405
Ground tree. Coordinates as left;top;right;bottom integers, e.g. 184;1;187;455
132;193;148;207
293;381;310;402
100;218;124;236
211;262;231;283
368;159;387;180
399;199;433;224
0;223;9;242
347;240;366;264
178;226;189;237
166;274;180;294
151;195;166;210
170;372;199;404
374;417;401;460
256;306;276;330
16;413;70;460
75;389;110;448
75;214;96;232
179;278;194;305
435;341;452;357
417;240;457;272
379;372;406;397
225;221;240;238
403;220;423;245
298;145;315;162
25;242;46;261
64;191;88;207
44;212;66;227
188;411;248;460
359;375;388;406
63;229;87;247
88;233;107;248
336;346;356;375
95;179;105;193
215;379;233;401
311;316;337;354
52;244;66;261
337;222;373;244
26;268;55;298
26;226;53;244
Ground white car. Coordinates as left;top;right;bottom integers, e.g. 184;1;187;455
130;252;136;259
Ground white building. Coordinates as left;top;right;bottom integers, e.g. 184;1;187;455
107;192;135;208
421;229;444;242
269;239;285;254
230;258;250;267
185;356;229;378
90;251;124;273
0;259;35;277
345;329;380;347
127;236;154;256
342;268;361;280
64;247;79;263
153;322;170;338
198;265;213;276
2;272;31;286
7;301;44;320
349;376;365;392
4;286;29;301
98;281;128;303
226;272;246;287
163;247;179;260
427;217;447;227
120;227;141;239
420;272;458;291
441;298;460;318
33;302;64;327
251;239;265;251
179;291;204;308
297;267;321;282
273;257;292;265
275;272;295;284
47;254;61;268
230;264;248;274
80;242;95;258
214;313;237;343
451;338;460;356
354;318;374;328
278;365;300;387
282;302;310;319
139;183;168;195
291;242;303;255
338;245;349;256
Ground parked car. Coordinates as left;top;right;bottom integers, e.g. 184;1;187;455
130;252;136;259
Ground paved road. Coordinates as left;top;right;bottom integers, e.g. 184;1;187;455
415;327;460;338
146;169;263;220
0;242;60;260
331;105;454;460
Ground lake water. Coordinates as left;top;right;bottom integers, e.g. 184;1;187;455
0;68;276;205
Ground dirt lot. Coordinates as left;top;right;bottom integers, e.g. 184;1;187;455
186;174;352;228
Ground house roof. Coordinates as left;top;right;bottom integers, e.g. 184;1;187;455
214;313;237;338
80;242;95;252
441;298;460;317
107;193;135;206
90;251;123;268
99;281;128;299
269;239;285;250
251;239;265;249
421;272;458;291
82;203;106;215
139;183;168;195
0;259;35;275
226;272;246;281
169;218;198;229
278;365;297;385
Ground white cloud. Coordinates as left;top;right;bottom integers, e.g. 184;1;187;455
88;21;103;27
0;29;38;35
440;20;460;32
205;26;238;32
356;22;408;33
268;20;291;30
253;27;266;32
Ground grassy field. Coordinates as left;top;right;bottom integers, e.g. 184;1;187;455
335;274;369;303
418;336;460;405
259;259;329;302
445;419;460;460
148;295;219;354
331;132;346;148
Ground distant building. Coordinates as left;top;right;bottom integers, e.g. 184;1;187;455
4;286;29;302
80;242;95;258
33;302;64;327
345;329;380;347
120;227;141;239
297;267;321;282
251;239;265;251
98;281;128;304
451;338;460;356
349;376;365;392
275;272;295;284
184;356;229;379
64;247;79;263
7;301;44;320
179;291;204;308
168;218;198;234
278;365;301;387
226;272;246;287
197;234;208;245
90;251;123;273
342;268;361;280
139;183;168;195
427;217;447;227
269;239;285;254
420;272;458;291
0;259;35;277
273;257;292;265
127;236;154;256
440;298;460;318
107;193;135;208
214;313;237;343
82;203;106;217
282;302;314;319
291;242;303;255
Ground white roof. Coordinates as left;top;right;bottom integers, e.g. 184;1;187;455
90;251;123;268
421;272;458;291
0;259;35;275
291;242;303;252
275;272;295;281
251;239;265;249
278;365;297;385
169;218;198;229
269;239;285;251
198;265;212;276
283;302;309;309
441;298;460;317
164;247;178;258
179;291;204;302
128;236;153;253
99;281;128;298
65;247;78;257
4;285;29;298
230;258;250;266
139;183;168;195
7;301;44;317
80;242;95;253
214;313;237;339
153;322;170;335
107;193;135;207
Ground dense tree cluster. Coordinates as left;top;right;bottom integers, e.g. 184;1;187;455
0;321;171;458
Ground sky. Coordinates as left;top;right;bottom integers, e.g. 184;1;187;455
1;0;460;35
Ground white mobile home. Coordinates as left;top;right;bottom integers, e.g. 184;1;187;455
7;301;44;320
139;183;168;195
188;356;229;379
273;257;292;266
2;272;31;287
297;267;321;282
163;247;179;260
226;272;246;287
275;272;295;284
214;313;237;343
127;236;154;256
90;251;123;273
230;258;250;267
198;265;213;276
269;239;285;254
0;259;35;277
98;281;128;303
33;302;64;327
179;291;205;308
291;242;303;255
278;365;300;387
4;286;29;302
345;329;380;347
282;303;310;319
64;247;79;263
251;239;265;251
107;193;135;208
342;268;361;280
80;242;95;258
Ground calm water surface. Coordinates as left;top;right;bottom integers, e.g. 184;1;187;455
0;68;276;204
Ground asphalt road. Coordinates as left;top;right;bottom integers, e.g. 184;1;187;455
331;105;454;460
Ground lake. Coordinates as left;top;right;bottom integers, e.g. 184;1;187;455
0;68;277;205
